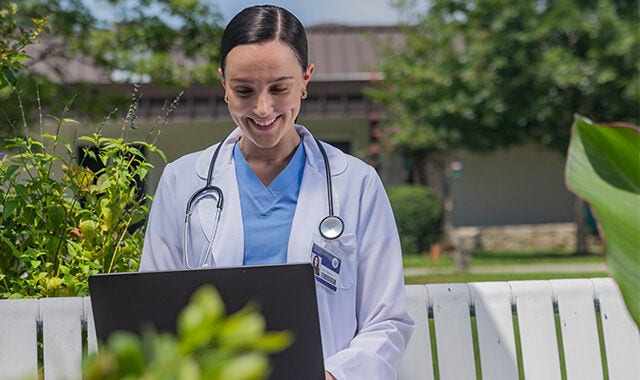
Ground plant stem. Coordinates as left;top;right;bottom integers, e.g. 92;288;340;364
54;196;80;277
107;215;134;273
46;120;63;180
13;85;29;138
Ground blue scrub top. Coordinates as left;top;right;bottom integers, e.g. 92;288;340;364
233;142;306;265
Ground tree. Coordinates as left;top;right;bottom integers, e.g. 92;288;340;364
367;0;639;256
0;0;224;134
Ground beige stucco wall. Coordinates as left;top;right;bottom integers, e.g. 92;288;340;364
450;144;575;226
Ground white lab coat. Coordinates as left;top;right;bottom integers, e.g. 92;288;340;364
140;125;414;379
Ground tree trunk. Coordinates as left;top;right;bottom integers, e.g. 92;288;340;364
437;156;455;251
574;196;589;255
418;152;461;266
410;151;461;263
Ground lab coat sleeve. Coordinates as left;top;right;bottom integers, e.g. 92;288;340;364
324;166;414;379
139;163;183;271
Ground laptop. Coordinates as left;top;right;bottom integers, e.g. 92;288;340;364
89;263;325;380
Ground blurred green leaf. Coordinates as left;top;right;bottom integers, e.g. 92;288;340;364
565;114;640;325
107;332;146;376
219;353;270;380
219;309;266;349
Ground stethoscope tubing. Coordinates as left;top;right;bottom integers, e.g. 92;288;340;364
183;136;344;269
314;137;334;216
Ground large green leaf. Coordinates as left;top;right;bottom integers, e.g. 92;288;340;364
565;114;640;326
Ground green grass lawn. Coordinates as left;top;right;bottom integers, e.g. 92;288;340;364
403;249;605;268
404;271;609;284
403;248;608;283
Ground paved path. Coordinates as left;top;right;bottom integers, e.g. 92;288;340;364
403;262;608;277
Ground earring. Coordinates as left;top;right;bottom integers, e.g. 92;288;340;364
224;94;229;104
301;90;308;100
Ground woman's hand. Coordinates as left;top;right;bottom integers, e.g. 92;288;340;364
325;371;336;380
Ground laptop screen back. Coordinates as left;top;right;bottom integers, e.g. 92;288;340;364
89;264;325;380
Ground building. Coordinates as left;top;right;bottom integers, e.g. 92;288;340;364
31;25;577;236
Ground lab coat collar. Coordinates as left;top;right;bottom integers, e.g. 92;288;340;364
297;124;348;176
194;125;348;180
194;124;348;266
194;129;241;180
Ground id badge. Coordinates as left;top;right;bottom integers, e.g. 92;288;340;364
311;243;341;292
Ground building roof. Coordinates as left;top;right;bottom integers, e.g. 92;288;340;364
306;25;403;81
28;25;403;84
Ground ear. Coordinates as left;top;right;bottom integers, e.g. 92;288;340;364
218;67;226;90
303;63;314;86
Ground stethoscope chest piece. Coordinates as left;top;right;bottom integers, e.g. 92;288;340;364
320;215;344;240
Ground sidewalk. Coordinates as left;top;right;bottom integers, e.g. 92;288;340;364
403;262;608;277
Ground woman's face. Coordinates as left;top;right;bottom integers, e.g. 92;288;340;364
219;40;314;157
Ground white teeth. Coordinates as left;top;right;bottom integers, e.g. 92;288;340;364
254;117;277;126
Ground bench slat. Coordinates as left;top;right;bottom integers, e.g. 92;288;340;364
469;282;518;380
510;280;562;380
0;298;39;379
399;285;434;380
83;296;98;354
428;283;476;380
551;279;604;380
591;278;640;380
40;297;84;380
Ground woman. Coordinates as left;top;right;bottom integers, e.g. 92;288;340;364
140;5;413;379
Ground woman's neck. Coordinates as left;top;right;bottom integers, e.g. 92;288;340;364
239;134;301;186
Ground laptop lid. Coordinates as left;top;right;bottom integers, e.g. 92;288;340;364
89;263;325;380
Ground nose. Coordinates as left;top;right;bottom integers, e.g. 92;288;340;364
253;91;273;117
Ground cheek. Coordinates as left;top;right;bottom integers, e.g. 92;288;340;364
281;96;302;113
228;101;250;116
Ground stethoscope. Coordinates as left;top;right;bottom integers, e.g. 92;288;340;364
183;136;344;269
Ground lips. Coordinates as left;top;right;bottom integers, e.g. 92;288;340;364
250;115;280;129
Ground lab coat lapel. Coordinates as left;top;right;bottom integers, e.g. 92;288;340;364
287;130;342;263
195;131;244;267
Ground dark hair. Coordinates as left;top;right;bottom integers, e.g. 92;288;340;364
219;5;308;74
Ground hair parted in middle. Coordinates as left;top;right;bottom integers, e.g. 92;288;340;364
219;5;309;74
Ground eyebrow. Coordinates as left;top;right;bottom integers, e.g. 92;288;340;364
229;76;294;84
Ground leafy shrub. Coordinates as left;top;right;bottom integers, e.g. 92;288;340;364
386;184;443;254
84;285;292;380
0;114;166;298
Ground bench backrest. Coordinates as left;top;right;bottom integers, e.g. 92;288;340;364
1;278;638;379
400;277;640;380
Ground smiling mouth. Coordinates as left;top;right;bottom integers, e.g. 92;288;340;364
250;115;280;129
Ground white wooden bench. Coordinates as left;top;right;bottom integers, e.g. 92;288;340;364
1;278;638;379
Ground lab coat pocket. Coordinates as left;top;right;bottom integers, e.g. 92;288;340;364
317;232;356;290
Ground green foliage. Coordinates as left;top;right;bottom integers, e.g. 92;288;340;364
0;0;223;135
7;0;223;86
387;184;443;254
0;113;166;298
565;115;640;325
0;2;48;89
368;0;639;154
84;285;293;380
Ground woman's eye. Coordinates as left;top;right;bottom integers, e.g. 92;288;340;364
234;88;252;96
271;87;287;94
